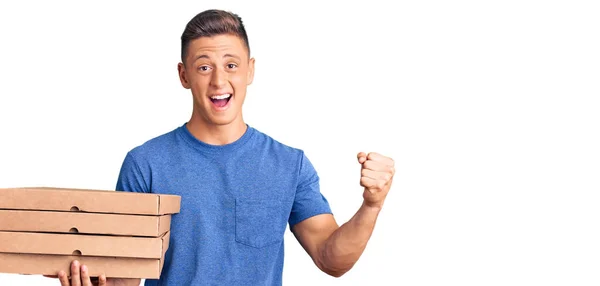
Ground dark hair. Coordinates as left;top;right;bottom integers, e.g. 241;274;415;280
181;9;250;64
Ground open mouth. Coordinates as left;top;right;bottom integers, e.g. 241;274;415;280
210;93;232;109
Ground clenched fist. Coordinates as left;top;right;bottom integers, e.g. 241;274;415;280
357;152;395;209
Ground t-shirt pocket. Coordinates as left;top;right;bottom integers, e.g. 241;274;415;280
235;198;287;248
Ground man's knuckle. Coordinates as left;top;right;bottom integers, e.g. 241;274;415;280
387;166;394;174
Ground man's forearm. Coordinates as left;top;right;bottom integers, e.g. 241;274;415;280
318;201;382;277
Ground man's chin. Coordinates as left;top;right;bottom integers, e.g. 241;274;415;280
207;113;242;127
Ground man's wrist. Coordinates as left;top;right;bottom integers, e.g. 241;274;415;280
362;200;384;213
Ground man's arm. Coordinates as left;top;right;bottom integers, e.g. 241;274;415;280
291;152;395;277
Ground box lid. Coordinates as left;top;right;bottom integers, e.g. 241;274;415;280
0;253;165;279
0;187;180;215
0;231;170;259
0;210;171;237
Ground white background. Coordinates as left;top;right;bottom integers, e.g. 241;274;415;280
1;0;599;285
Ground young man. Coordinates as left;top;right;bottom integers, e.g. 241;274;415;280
55;9;394;286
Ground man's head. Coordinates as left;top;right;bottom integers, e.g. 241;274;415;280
178;9;255;128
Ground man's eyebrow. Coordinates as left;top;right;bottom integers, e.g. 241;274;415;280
224;54;241;60
193;54;210;62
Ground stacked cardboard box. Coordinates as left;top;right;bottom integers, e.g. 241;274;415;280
0;187;181;279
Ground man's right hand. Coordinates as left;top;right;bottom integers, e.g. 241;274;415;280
45;260;141;286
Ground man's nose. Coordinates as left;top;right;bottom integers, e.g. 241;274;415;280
210;68;227;88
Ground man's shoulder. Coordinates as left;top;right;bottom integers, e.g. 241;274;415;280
251;126;305;157
127;125;181;158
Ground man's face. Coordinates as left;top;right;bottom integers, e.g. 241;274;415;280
178;34;255;127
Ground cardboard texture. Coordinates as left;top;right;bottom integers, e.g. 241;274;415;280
0;253;165;279
0;187;181;215
0;231;170;278
0;187;180;279
0;231;169;259
0;210;171;237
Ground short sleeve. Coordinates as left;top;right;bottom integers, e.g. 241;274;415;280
288;151;332;227
115;152;150;193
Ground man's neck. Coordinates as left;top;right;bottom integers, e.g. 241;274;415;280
185;118;247;146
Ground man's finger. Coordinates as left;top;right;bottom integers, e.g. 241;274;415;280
98;274;107;286
357;152;367;164
361;169;392;181
81;265;92;286
363;160;394;172
367;152;394;166
71;260;82;286
58;270;70;286
360;176;378;189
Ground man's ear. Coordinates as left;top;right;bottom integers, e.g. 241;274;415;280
247;57;255;85
178;62;191;89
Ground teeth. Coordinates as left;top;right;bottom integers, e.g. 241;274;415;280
211;94;231;100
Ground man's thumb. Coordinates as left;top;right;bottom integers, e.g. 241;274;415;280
357;152;367;164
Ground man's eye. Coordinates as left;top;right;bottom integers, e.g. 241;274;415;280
227;64;237;69
199;66;211;71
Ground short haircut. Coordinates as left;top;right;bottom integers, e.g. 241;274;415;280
180;9;250;64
